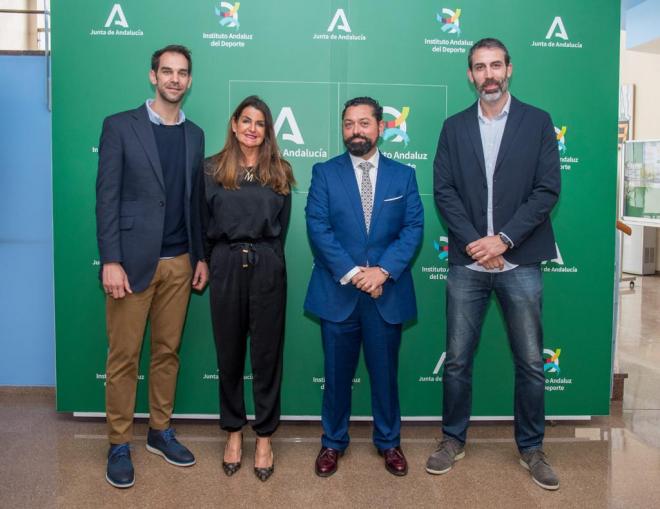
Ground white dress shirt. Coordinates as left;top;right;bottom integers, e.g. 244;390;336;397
340;150;381;284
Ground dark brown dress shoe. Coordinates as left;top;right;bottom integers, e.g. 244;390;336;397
315;447;343;477
379;446;408;476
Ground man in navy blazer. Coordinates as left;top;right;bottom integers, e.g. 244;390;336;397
96;45;208;488
426;38;561;490
305;97;423;477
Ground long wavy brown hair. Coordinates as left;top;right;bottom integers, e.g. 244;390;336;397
207;95;295;195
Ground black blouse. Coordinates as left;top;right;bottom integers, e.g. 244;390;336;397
199;162;292;259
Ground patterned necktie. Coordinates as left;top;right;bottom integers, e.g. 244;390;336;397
358;161;374;232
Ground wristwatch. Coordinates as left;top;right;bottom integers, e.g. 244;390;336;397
498;232;513;249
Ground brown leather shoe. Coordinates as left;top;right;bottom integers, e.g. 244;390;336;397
379;446;408;476
315;447;343;477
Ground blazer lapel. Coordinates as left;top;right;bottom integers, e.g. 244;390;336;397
184;121;195;200
369;155;393;234
465;103;487;180
131;105;165;191
338;152;368;240
495;96;525;172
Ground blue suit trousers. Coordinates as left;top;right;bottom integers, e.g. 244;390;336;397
320;292;402;451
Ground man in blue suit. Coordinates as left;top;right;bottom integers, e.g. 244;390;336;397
426;38;561;490
305;97;423;477
96;45;208;488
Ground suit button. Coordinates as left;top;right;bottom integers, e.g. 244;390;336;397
159;201;165;207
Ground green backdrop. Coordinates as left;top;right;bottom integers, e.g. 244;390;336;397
52;0;620;418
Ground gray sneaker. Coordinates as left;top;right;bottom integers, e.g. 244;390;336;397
425;438;465;475
520;449;559;490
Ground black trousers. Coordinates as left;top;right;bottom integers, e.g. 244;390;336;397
209;240;286;436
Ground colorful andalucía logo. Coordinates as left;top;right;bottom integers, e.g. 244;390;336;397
543;348;561;374
433;235;449;261
215;1;240;29
381;106;410;146
555;126;567;153
437;8;461;35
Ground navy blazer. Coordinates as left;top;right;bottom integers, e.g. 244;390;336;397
304;152;424;324
433;96;560;266
96;104;205;292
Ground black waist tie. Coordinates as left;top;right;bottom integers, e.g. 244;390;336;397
230;243;258;268
214;238;281;269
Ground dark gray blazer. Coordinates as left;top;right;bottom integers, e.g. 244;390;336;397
433;95;561;266
96;104;205;292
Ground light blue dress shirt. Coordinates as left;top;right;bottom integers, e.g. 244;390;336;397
145;99;186;125
467;93;517;273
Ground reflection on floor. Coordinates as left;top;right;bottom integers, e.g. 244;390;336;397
1;275;659;508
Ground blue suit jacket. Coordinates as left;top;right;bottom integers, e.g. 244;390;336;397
96;105;205;292
304;152;424;324
433;96;560;265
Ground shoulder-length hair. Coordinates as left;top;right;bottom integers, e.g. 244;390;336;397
207;95;295;195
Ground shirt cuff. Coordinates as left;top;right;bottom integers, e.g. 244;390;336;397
340;266;360;285
498;232;514;248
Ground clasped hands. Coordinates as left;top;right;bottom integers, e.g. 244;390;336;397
351;266;388;299
466;235;508;270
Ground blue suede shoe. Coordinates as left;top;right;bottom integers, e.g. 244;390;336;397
106;443;135;488
146;427;196;467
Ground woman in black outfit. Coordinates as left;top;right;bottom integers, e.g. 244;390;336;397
199;96;295;481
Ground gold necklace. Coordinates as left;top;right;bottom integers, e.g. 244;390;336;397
241;166;256;182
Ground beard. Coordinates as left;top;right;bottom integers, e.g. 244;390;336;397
343;134;375;157
157;84;185;104
477;76;509;103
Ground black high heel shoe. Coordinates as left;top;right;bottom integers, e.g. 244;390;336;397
253;437;274;482
222;432;242;476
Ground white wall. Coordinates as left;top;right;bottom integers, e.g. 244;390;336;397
0;0;38;51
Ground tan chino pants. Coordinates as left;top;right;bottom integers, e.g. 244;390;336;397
105;254;192;444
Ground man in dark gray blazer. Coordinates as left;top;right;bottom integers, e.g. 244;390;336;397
427;38;561;490
96;45;207;489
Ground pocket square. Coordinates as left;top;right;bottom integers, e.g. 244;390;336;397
383;195;403;202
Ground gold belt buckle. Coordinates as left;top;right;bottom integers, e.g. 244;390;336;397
242;248;249;268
